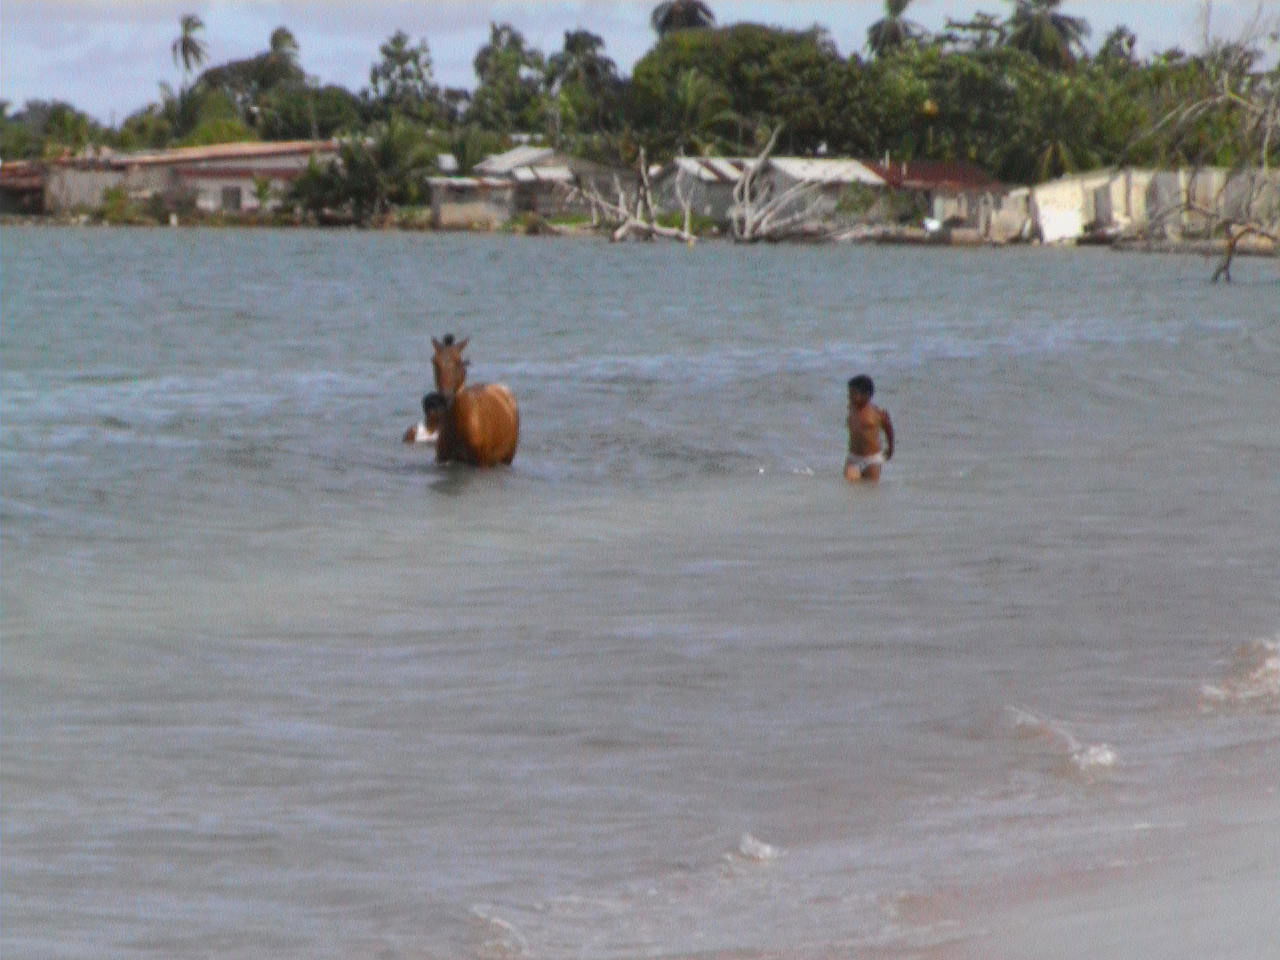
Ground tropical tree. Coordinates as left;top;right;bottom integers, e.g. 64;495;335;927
269;26;299;61
546;30;621;135
867;0;926;57
334;117;437;222
1005;0;1091;70
171;14;209;84
468;22;547;133
1097;25;1137;68
651;1;716;38
367;30;440;124
943;12;1007;51
196;26;307;133
666;68;736;154
630;24;841;155
258;82;362;140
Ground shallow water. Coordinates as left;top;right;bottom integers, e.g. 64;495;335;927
3;227;1278;959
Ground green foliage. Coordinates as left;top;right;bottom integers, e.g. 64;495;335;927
1005;0;1091;70
13;3;1280;232
294;119;439;224
174;90;256;146
631;24;844;156
172;14;208;77
257;84;362;140
547;30;623;140
1;100;93;159
867;0;927;57
651;1;716;37
98;185;148;224
367;31;440;124
468;23;549;134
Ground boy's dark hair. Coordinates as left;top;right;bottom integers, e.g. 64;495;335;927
848;374;875;397
422;392;448;416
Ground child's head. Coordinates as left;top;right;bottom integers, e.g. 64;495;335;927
848;374;875;399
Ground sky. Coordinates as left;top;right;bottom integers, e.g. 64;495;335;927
3;0;1278;124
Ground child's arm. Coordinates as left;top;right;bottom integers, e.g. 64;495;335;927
881;408;895;460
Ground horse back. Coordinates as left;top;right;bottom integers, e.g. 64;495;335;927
440;383;519;467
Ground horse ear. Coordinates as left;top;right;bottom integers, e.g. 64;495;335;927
431;337;442;351
457;337;470;353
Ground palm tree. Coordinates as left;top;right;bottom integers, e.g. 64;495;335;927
171;14;209;83
1005;0;1091;69
547;30;619;131
548;30;616;91
867;0;925;57
269;26;299;63
651;0;716;38
670;68;736;155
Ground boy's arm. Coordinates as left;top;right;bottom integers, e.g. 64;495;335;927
882;408;895;459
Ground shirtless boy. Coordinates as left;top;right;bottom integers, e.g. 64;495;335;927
845;374;895;482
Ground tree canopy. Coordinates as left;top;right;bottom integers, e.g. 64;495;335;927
3;0;1277;197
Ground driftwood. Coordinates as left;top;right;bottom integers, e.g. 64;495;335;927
730;126;840;243
1132;15;1280;281
569;128;838;244
1211;220;1280;283
564;147;697;243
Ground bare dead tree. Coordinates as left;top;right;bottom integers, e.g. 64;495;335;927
1137;5;1280;280
730;126;841;243
564;147;698;243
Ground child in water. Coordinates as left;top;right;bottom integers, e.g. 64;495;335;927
845;374;894;482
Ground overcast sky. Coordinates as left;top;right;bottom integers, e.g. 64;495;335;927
3;1;1276;124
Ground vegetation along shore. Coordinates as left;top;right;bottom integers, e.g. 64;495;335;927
2;2;1277;271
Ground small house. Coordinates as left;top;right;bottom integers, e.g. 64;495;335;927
43;140;339;214
651;157;749;226
472;145;629;218
428;177;516;230
869;161;1006;236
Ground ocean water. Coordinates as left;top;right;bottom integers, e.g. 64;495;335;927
2;227;1277;960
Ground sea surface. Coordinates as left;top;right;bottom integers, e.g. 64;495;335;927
2;227;1278;960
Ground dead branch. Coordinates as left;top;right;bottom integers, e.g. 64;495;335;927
730;125;841;242
564;150;697;244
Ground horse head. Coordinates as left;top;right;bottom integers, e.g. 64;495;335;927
431;334;470;396
424;335;519;467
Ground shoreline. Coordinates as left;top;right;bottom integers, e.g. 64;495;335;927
2;213;1276;258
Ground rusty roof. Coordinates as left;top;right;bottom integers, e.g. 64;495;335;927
0;160;44;190
869;160;1002;192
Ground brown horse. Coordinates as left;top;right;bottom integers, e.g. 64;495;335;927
428;335;519;467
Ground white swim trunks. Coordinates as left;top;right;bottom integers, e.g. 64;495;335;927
845;452;885;471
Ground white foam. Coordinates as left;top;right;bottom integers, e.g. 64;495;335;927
1005;705;1117;780
1200;637;1280;710
469;904;529;956
734;832;782;862
1071;743;1117;773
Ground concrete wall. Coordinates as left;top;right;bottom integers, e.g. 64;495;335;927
430;183;513;229
44;167;126;211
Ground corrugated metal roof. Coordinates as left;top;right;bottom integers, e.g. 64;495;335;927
670;157;749;183
427;176;515;191
0;161;44;190
512;165;573;183
770;157;888;186
474;146;556;175
869;161;1001;191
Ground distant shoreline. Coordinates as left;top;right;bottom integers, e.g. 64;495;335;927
2;212;1276;260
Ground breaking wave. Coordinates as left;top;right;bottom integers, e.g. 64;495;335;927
1004;705;1117;781
1200;637;1280;711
